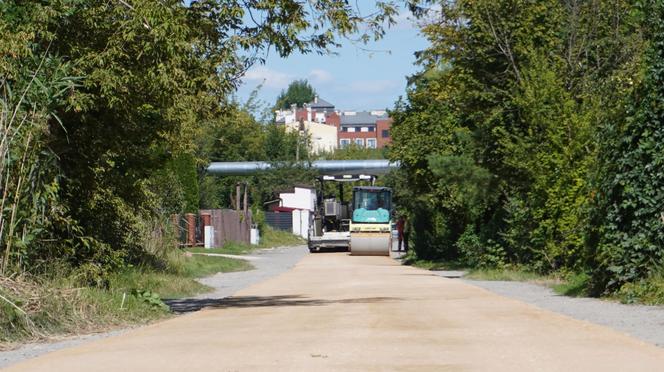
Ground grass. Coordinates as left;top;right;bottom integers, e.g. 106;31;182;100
258;227;304;248
551;272;591;297
0;251;252;348
186;242;253;256
464;267;545;282
409;259;467;271
179;255;252;278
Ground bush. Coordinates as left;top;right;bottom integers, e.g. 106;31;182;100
456;228;506;269
616;275;664;305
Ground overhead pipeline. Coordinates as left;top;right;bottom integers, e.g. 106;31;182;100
206;159;399;176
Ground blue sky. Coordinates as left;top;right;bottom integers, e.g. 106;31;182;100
236;7;429;111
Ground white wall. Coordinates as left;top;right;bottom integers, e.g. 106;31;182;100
292;209;310;239
284;120;338;153
279;187;316;211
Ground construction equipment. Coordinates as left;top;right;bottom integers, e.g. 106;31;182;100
349;186;393;256
309;180;394;255
308;175;372;252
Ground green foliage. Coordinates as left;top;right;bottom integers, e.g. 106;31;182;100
587;1;664;293
552;272;591;298
394;0;652;296
168;154;199;214
275;79;316;109
429;154;493;222
456;228;506;269
318;143;386;160
616;275;664;305
130;289;169;311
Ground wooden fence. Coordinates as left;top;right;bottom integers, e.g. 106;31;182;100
174;209;253;247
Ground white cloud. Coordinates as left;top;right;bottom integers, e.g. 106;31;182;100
308;69;334;83
242;66;293;89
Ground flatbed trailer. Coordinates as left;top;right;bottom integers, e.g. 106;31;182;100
308;231;350;252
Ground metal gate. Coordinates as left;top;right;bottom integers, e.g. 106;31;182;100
265;211;293;231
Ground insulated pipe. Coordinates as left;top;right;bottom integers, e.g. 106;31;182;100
206;160;399;176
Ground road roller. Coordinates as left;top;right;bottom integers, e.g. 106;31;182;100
349;186;393;256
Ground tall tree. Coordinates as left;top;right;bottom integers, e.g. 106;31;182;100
275;79;317;109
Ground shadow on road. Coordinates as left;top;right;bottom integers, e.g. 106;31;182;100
309;247;350;253
165;295;401;313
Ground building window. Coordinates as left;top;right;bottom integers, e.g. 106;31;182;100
367;138;377;149
368;126;375;132
341;127;348;132
347;127;356;133
354;138;364;146
340;139;351;148
360;127;369;132
381;129;390;138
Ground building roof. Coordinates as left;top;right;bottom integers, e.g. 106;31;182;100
309;96;335;110
340;111;389;126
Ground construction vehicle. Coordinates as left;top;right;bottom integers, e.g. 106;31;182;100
308;175;394;256
349;186;393;256
307;175;362;252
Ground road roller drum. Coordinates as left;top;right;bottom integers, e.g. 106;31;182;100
350;231;391;256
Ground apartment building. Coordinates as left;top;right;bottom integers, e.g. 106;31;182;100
275;95;392;150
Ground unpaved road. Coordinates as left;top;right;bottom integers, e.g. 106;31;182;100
6;253;664;371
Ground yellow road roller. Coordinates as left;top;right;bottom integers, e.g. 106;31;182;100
349;186;393;256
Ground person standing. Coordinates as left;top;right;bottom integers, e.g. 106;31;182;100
396;216;406;251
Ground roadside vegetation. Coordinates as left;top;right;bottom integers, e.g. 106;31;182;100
0;252;250;348
391;1;664;305
0;1;397;349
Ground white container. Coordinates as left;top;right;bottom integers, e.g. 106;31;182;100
250;227;260;245
204;226;214;249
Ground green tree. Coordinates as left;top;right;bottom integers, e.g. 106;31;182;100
275;79;317;109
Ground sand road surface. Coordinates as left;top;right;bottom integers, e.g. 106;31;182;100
6;253;664;371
